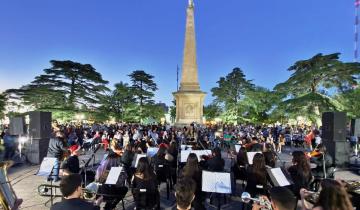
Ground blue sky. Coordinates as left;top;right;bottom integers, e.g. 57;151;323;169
0;0;355;105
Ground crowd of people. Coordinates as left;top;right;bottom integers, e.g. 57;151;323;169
1;122;359;210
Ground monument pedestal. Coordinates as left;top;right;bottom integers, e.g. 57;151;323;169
173;90;206;126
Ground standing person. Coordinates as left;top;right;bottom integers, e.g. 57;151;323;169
47;129;68;182
51;174;101;210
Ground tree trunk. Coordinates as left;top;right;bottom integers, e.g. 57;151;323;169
69;78;76;106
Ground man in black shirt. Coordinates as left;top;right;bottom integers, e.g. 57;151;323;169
47;130;68;181
51;174;100;210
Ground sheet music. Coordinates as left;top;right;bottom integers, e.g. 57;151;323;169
270;168;291;187
201;171;231;194
37;157;57;176
133;154;147;168
181;150;211;162
235;144;241;152
181;145;192;151
180;150;191;162
247;152;261;165
147;147;159;157
105;167;122;185
0;170;15;208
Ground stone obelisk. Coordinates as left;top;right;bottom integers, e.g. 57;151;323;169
173;0;206;126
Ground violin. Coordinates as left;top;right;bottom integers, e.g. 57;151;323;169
308;149;322;158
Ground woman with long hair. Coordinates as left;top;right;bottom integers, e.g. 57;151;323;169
300;179;353;210
288;151;312;198
245;153;268;197
181;153;205;210
95;153;128;210
132;157;159;210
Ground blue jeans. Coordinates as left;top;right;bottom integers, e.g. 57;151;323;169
52;159;60;182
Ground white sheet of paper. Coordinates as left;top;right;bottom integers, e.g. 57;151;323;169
181;145;192;151
181;150;211;162
247;152;261;165
235;144;241;152
133;154;147;168
201;171;231;194
37;157;57;176
147;147;159;157
105;167;122;185
270;168;290;187
180;150;191;162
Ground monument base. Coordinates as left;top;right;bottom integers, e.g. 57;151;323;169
26;138;50;164
173;90;206;126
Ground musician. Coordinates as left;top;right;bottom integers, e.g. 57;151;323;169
47;129;68;182
287;151;312;198
206;147;225;172
252;187;297;210
309;144;334;178
245;153;269;197
51;174;101;210
300;179;353;210
180;153;205;210
131;157;160;209
61;145;80;175
95;152;128;210
172;177;196;210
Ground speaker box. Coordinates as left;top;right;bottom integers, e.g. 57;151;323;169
9;116;26;135
321;112;346;141
323;141;350;166
26;138;50;164
351;119;360;137
29;111;52;139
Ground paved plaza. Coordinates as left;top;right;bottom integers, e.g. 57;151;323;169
7;146;360;210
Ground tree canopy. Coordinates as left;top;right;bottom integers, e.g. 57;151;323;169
7;60;109;111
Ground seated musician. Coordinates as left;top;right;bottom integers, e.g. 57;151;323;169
252;187;297;210
309;144;334;178
245;153;269;197
234;147;248;181
300;179;353;210
61;145;80;176
95;152;128;210
206;147;225;172
180;153;205;210
288;151;312;198
131;157;160;209
263;143;276;168
172;177;196;210
51;174;101;210
47;129;68;182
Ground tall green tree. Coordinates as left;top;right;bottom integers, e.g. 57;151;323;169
274;53;360;123
204;103;222;121
7;60;109;111
336;87;360;118
102;82;136;121
240;87;281;123
128;70;158;119
211;67;254;123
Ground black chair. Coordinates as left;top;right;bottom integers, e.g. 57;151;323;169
154;163;172;200
97;185;128;210
132;188;160;210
